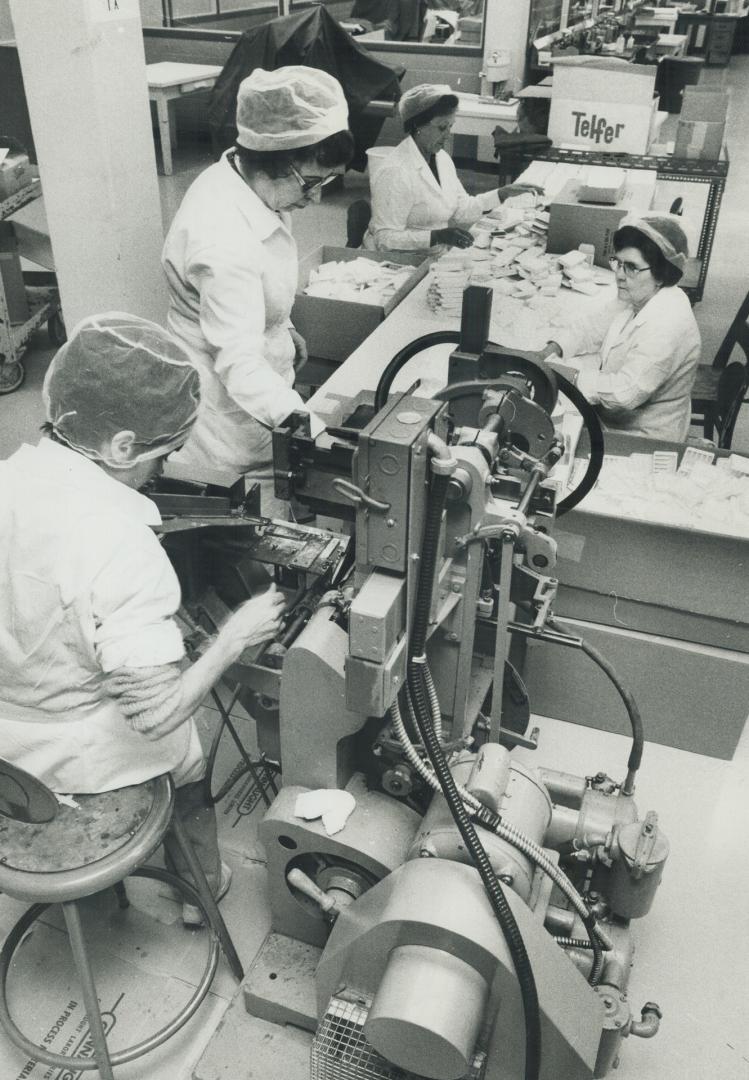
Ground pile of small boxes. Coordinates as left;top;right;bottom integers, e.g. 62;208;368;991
426;192;609;315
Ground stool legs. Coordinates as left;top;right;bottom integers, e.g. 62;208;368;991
61;900;115;1080
168;813;244;982
113;881;130;910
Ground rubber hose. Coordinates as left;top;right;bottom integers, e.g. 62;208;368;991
547;617;644;790
553;371;605;516
373;331;461;412
407;470;542;1080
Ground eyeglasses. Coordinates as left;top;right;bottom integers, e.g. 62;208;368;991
289;164;338;197
609;256;652;279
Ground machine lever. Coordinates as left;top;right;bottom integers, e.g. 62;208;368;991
286;868;340;920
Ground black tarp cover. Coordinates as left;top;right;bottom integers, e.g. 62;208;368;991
208;7;403;170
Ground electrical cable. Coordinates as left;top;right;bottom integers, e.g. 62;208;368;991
373;331;460;412
547;616;643;796
406;468;542;1080
552;371;605;515
371;331;604;516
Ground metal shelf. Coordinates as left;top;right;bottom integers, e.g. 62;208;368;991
0;178;43;221
520;143;730;302
1;179;62;392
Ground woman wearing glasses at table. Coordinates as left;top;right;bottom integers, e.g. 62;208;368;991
541;215;700;442
162;67;353;503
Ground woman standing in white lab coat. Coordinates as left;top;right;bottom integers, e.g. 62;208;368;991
541;215;701;442
363;83;541;252
163;67;353;501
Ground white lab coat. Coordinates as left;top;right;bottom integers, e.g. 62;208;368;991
163;152;306;478
0;440;204;794
554;285;701;441
363;135;500;251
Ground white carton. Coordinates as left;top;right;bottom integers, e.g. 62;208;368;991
549;57;658;155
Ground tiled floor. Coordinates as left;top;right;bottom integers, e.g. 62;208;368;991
1;59;749;1080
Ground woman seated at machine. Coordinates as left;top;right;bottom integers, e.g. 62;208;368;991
540;215;700;442
363;83;541;252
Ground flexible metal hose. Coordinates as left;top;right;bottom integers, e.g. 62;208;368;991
389;696;612;958
407;469;542;1080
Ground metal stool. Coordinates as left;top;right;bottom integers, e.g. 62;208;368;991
0;761;244;1080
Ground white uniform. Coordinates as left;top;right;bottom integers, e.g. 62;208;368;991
0;440;204;794
162;152;305;479
363;135;500;251
554;286;701;442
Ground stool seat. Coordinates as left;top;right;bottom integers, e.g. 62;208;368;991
0;762;243;1079
0;776;174;903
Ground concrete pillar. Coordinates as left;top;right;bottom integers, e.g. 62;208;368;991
483;0;531;90
9;0;167;328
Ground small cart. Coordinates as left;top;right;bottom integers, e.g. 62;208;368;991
0;178;65;395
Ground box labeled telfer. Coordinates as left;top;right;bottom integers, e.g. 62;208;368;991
549;57;658;154
292;247;429;363
547;170;657;267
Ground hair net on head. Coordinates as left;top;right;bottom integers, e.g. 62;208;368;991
619;213;689;273
43;312;201;469
236;66;349;152
399;83;455;126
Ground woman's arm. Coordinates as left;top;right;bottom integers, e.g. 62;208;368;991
190;241;304;429
578;321;687;415
368;166;435;250
93;527;285;740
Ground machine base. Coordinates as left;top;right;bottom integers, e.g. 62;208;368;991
243;931;321;1032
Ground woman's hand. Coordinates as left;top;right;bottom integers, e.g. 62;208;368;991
289;326;308;372
497;183;545;203
222;585;286;655
431;227;474;249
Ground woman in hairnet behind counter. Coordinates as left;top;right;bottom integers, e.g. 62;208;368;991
163;66;354;507
540;215;701;442
363;83;542;252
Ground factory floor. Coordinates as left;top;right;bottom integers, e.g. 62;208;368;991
1;59;749;1080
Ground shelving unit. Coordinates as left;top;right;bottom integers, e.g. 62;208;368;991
519;143;729;302
0;178;63;394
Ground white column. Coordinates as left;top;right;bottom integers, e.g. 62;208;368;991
9;0;168;328
483;0;531;91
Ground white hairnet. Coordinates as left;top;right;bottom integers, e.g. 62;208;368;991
44;312;201;469
236;66;349;152
399;83;456;126
619;213;689;273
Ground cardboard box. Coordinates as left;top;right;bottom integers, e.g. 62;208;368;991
549;57;658;155
0;151;32;201
520;431;749;759
577;166;626;205
520;617;749;759
698;65;728;87
680;85;730;122
292;247;429;363
547;170;657;267
674;118;725;159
